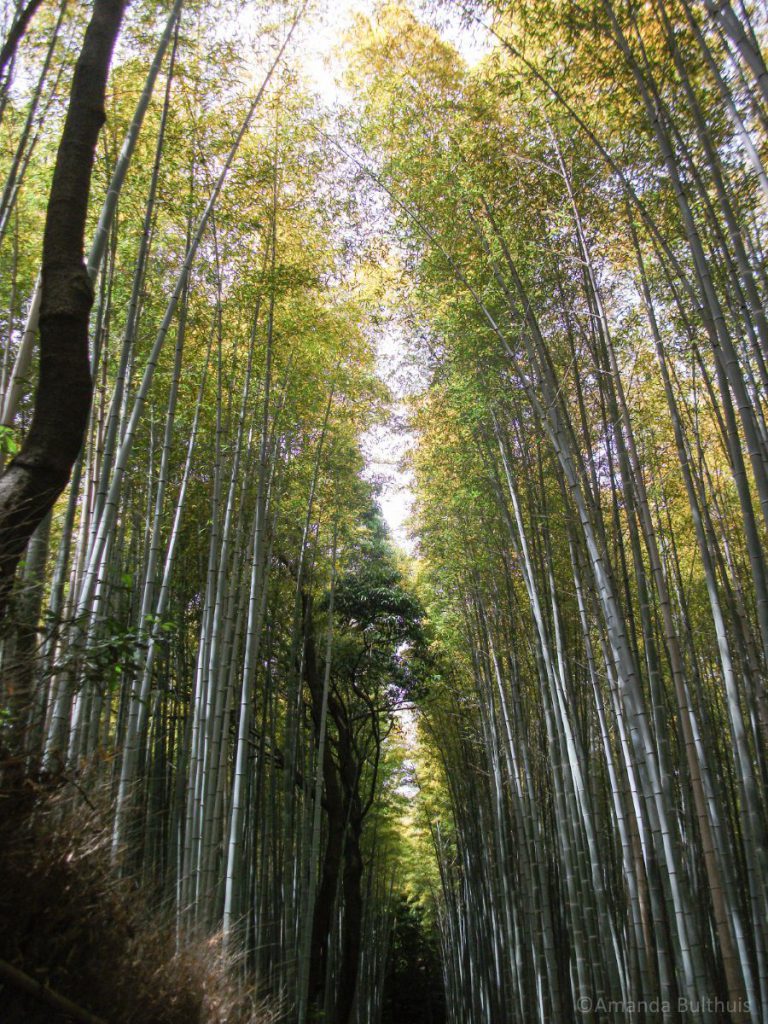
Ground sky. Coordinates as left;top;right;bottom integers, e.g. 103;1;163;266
301;0;489;108
362;327;419;554
295;1;490;550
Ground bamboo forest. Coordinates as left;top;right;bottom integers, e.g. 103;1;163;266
5;0;768;1021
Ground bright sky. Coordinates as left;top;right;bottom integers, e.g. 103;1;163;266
362;327;418;554
295;1;490;551
300;0;490;106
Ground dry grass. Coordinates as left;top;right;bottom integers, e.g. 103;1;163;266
0;765;279;1024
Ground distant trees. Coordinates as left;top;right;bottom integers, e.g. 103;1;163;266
303;506;428;1022
381;895;446;1024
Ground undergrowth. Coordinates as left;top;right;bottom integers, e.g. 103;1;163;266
0;763;279;1024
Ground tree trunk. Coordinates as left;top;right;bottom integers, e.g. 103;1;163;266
0;0;126;618
338;812;364;1024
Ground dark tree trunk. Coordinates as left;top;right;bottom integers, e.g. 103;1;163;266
0;0;126;618
307;776;343;1002
302;590;374;1022
337;811;364;1024
303;603;344;1005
